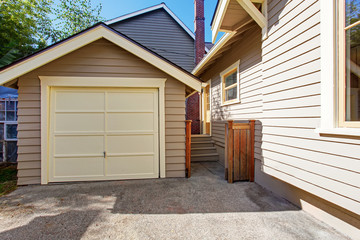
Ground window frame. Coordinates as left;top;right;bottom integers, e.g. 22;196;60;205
338;0;360;127
220;60;240;106
317;0;360;136
0;99;18;141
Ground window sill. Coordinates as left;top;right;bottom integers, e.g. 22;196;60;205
221;99;240;107
315;128;360;137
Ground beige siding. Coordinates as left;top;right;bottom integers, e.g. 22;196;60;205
199;0;360;235
17;38;186;185
203;26;264;166
262;0;360;216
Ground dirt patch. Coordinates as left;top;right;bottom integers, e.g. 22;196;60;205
0;163;17;197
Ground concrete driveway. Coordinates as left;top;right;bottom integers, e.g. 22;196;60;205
0;162;348;240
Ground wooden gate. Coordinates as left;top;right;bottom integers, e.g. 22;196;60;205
225;120;255;183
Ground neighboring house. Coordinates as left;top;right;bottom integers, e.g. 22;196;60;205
0;23;202;185
106;3;208;134
193;0;360;238
0;86;18;163
105;3;197;72
105;0;208;133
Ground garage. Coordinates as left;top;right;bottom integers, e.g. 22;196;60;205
0;24;202;184
48;87;159;182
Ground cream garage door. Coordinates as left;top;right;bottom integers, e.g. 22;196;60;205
48;87;159;182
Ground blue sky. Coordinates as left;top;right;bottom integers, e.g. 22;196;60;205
92;0;218;42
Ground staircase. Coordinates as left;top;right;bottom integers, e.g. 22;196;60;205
191;135;219;162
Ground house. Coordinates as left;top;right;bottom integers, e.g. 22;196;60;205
0;87;18;163
193;0;360;238
0;23;202;185
105;2;208;134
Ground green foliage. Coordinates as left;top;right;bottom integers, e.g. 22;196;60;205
0;0;53;62
53;0;104;41
0;48;20;67
0;165;17;197
0;0;103;65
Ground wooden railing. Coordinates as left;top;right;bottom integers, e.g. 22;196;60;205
225;120;255;183
185;120;192;178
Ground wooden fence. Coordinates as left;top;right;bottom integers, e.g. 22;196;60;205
185;120;192;178
225;120;255;183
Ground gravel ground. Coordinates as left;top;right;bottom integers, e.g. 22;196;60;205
0;162;349;240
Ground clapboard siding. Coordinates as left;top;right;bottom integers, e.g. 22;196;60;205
17;39;186;185
110;9;195;72
260;0;359;216
197;0;360;230
201;27;263;166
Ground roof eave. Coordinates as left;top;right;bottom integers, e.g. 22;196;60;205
0;24;202;92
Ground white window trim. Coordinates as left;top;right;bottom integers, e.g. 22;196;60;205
220;60;241;106
316;0;360;136
0;99;18;141
4;122;17;141
39;76;167;184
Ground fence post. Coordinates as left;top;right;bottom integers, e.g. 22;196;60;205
249;120;255;182
185;120;192;178
227;120;234;183
224;123;228;180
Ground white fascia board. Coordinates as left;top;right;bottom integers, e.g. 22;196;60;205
105;3;196;40
192;32;236;76
211;0;230;43
236;0;266;29
0;25;201;92
105;3;164;25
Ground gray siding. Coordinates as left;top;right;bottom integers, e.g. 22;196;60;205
110;9;195;72
17;39;186;185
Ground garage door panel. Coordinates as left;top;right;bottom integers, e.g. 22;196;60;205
55;91;104;111
55;113;104;132
54;135;104;155
106;156;156;176
107;135;154;154
53;157;104;178
107;113;155;132
107;91;155;111
49;87;159;182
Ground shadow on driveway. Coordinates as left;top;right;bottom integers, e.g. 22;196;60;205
0;210;100;240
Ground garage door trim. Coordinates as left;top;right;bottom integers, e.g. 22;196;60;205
39;76;167;184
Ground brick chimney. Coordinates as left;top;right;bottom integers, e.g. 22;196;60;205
185;0;204;135
194;0;205;64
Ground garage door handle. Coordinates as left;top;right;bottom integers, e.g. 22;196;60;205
103;151;106;158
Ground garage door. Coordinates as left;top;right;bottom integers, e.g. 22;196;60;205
48;87;159;182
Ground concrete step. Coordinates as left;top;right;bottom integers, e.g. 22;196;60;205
192;153;219;162
191;141;215;148
191;147;218;155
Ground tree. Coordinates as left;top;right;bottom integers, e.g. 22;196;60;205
52;0;103;42
0;0;103;67
0;0;54;64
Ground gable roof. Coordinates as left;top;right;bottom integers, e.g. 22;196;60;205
0;23;202;91
106;3;195;39
105;3;210;53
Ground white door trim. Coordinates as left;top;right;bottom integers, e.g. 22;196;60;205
39;76;167;184
201;79;212;135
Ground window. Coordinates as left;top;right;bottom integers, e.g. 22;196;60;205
339;0;360;127
0;98;18;162
221;60;240;105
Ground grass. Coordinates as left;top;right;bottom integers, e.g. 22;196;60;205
0;164;17;197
